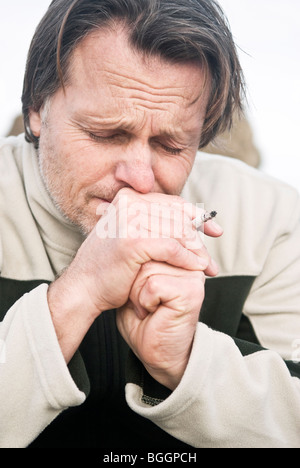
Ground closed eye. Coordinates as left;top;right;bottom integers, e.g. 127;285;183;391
160;144;183;155
88;132;122;142
88;131;183;155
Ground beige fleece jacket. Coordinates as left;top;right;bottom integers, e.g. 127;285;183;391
1;135;300;448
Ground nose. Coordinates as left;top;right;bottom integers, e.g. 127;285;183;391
114;143;155;194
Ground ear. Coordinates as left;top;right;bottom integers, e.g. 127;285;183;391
29;109;42;137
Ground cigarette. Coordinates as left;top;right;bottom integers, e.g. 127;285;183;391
192;211;217;230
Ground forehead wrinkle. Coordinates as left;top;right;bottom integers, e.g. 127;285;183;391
71;26;207;105
103;68;187;97
72;107;148;133
69;60;198;116
103;69;202;109
71;111;122;126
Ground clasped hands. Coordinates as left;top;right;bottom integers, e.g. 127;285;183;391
97;188;223;390
48;187;222;389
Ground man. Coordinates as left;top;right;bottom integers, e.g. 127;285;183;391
0;0;300;448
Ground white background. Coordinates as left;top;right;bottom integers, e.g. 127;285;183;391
0;0;299;193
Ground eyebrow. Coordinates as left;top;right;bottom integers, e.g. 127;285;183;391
72;112;130;130
72;112;198;143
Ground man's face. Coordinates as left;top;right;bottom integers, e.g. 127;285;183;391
30;26;210;234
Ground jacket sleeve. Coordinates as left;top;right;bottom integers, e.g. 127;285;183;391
0;284;88;448
126;322;300;448
125;184;300;448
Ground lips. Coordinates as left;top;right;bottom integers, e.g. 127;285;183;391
94;196;113;204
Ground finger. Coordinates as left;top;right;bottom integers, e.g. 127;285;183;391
204;258;219;277
112;190;221;274
116;301;139;343
129;261;176;320
137;218;218;276
126;299;148;322
139;237;210;271
116;188;223;239
130;261;187;319
130;261;205;309
197;219;223;237
138;273;205;315
178;218;219;275
130;261;206;318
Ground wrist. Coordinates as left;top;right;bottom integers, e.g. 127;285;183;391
47;272;100;363
144;355;190;391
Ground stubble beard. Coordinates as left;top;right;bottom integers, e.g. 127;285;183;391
37;146;97;237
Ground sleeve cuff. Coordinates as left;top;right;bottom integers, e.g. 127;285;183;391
22;284;89;409
125;322;213;419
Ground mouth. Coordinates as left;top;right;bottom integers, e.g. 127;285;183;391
89;196;112;217
93;197;114;207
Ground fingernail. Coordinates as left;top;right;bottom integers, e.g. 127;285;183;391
197;257;209;269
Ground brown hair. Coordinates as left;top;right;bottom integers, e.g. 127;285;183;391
22;0;245;149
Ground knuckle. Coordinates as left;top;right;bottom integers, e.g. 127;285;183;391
165;238;181;257
140;261;155;274
145;275;160;294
